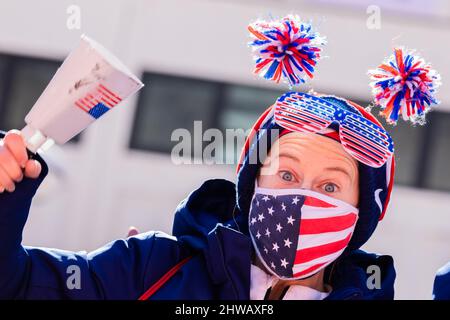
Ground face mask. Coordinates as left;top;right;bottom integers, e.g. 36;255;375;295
249;182;359;280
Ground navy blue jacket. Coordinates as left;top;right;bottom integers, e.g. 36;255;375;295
433;262;450;300
0;152;396;300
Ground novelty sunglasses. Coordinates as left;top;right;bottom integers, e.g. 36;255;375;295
273;92;394;168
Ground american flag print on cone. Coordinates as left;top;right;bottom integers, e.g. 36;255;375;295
249;186;359;279
74;84;122;119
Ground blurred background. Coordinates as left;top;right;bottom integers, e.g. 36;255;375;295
0;0;449;299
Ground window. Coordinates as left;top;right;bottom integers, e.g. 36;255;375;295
422;112;450;191
0;53;80;142
130;71;450;192
218;85;283;131
218;85;284;164
130;73;222;155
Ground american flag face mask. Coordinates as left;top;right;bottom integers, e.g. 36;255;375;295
273;92;394;168
249;183;359;280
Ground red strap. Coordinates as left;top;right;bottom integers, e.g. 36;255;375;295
138;256;192;300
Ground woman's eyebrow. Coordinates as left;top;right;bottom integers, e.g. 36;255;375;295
324;166;353;180
277;152;301;163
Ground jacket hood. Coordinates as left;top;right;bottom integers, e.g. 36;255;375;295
172;179;248;251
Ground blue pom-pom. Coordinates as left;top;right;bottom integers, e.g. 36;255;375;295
369;48;441;125
248;15;326;87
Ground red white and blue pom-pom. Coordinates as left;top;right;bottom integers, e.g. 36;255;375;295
248;15;326;87
369;48;441;125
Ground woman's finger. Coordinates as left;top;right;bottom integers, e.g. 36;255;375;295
3;130;28;169
24;160;42;179
0;142;23;182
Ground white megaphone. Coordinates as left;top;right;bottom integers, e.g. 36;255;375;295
21;35;144;153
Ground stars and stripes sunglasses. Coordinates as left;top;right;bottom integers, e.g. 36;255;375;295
273;92;394;168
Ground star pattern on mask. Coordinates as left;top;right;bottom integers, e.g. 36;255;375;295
287;215;295;225
281;258;289;269
276;223;283;232
272;242;280;252
284;238;292;248
249;192;305;277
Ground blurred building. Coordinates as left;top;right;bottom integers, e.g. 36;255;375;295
0;0;449;299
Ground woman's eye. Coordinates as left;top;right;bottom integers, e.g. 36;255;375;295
323;183;338;193
280;171;294;182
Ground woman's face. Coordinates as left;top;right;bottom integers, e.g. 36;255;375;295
257;132;359;207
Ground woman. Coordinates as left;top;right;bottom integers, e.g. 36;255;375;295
0;91;396;300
